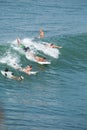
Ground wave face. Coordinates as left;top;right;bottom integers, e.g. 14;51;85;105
0;34;87;130
0;0;87;130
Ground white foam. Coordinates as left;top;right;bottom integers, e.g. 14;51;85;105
0;51;21;68
11;37;60;59
33;42;60;58
21;38;60;58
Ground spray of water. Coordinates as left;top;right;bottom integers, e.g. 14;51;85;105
16;38;60;58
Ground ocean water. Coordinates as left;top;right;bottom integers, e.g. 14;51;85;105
0;0;87;130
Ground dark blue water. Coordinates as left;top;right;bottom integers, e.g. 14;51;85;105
0;0;87;130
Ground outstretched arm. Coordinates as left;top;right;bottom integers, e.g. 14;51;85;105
17;38;21;45
54;45;62;48
47;43;62;48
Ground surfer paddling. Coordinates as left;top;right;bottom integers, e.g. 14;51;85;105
27;51;47;62
34;56;47;62
13;64;37;75
3;68;24;80
20;65;33;75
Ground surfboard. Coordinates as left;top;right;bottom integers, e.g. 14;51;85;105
36;61;51;65
28;71;38;75
19;69;38;75
1;70;24;81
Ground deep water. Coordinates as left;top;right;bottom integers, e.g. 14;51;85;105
0;0;87;130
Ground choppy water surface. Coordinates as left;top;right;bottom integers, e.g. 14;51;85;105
0;0;87;130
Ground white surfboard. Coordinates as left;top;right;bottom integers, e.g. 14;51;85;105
1;70;24;81
36;61;51;65
1;70;14;79
29;71;38;75
20;70;38;75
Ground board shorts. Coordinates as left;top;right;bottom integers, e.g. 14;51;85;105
23;47;30;52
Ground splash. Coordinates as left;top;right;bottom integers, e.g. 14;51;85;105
0;51;21;68
11;39;25;55
12;38;60;59
33;42;60;58
24;38;60;58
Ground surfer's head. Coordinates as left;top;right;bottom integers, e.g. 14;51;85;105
50;43;53;46
43;57;46;60
29;65;32;68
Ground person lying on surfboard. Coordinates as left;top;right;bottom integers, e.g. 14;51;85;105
4;68;24;80
27;51;47;62
34;56;47;62
13;63;32;71
20;65;32;75
45;43;62;49
13;64;37;75
17;38;30;52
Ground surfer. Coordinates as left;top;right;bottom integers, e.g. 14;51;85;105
4;68;23;80
39;29;44;39
17;38;30;52
4;68;13;74
27;51;47;62
20;65;32;75
13;64;34;75
12;64;37;75
34;56;47;62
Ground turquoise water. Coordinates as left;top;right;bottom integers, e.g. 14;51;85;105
0;0;87;130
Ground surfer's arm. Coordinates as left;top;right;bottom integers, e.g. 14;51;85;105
17;38;21;45
17;38;25;48
50;44;62;48
53;46;62;48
